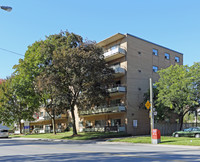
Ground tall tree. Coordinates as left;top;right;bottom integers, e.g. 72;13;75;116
13;32;74;134
36;62;66;135
0;77;38;134
156;64;198;130
49;42;113;135
14;31;113;135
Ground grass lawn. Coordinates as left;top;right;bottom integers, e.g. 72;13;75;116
10;131;127;140
111;136;200;146
11;133;200;146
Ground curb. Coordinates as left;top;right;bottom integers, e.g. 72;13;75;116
10;137;200;149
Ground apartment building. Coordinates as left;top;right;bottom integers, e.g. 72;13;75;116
15;108;72;134
79;33;183;135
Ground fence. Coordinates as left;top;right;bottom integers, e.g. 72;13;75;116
155;123;200;136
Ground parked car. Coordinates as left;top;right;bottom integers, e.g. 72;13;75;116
172;127;200;138
0;129;9;138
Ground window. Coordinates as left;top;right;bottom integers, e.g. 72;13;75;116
110;99;121;106
165;53;170;60
175;56;180;63
153;66;158;72
111;119;121;126
86;121;91;127
95;120;106;127
152;49;158;56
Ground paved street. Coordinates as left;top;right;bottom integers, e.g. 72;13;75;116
0;138;200;162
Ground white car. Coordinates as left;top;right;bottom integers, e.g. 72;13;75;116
0;129;9;138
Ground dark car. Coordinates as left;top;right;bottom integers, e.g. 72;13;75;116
172;127;200;138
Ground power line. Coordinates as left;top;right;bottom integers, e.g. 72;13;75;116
0;47;24;57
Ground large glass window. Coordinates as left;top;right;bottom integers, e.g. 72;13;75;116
165;53;170;60
152;49;158;56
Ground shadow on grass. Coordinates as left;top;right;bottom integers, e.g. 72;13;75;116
60;132;129;140
160;140;176;144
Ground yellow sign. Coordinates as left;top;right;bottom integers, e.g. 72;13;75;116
145;100;151;109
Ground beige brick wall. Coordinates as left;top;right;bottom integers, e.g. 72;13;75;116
126;34;183;135
81;33;183;136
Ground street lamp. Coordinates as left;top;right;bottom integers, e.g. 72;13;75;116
0;6;12;12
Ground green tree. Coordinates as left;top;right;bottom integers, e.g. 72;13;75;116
14;31;113;135
36;61;66;135
13;31;77;134
156;64;198;130
47;41;113;135
140;88;171;122
0;78;38;134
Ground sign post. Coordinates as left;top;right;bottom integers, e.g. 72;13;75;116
149;78;154;143
145;100;151;110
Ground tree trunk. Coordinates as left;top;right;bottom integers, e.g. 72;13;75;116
71;107;77;135
179;115;184;130
195;110;198;127
52;117;56;135
19;119;22;134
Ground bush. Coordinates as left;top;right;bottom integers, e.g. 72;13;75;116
64;127;71;132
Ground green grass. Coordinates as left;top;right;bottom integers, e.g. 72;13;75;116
111;136;152;144
11;132;200;146
10;131;127;140
111;136;200;146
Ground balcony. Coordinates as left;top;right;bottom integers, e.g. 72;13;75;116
112;67;125;78
80;105;126;116
43;114;61;120
104;47;126;62
83;126;126;132
108;85;126;97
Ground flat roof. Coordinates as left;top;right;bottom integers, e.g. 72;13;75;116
126;33;183;55
97;33;125;47
97;33;183;55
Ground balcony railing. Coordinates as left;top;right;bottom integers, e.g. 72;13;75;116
111;66;125;77
42;114;61;120
108;84;126;94
83;126;126;132
104;47;126;62
80;105;126;116
113;67;125;74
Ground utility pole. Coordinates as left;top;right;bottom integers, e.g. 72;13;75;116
150;78;154;140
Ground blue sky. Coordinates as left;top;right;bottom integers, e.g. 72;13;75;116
0;0;199;79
